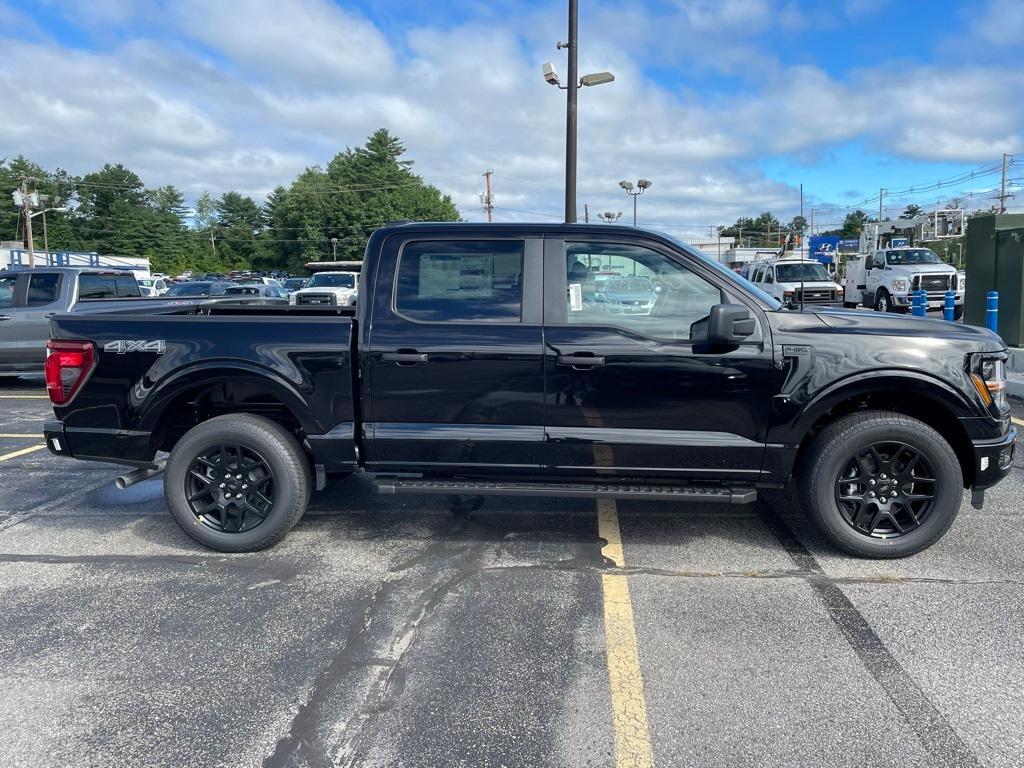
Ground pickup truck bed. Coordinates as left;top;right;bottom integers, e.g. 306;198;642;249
43;222;1015;558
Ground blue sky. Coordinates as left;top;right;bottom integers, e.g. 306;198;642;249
1;0;1021;236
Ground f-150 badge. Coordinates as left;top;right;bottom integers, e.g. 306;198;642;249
103;340;167;354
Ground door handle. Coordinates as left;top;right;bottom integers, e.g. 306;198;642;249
381;350;429;365
556;354;605;369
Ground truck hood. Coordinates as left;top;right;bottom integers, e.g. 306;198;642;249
812;307;1003;350
885;263;956;275
777;280;842;291
293;286;355;295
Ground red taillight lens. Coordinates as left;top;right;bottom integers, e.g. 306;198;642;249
45;340;95;405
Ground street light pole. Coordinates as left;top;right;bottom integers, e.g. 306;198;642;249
564;0;578;223
331;237;338;259
619;179;652;226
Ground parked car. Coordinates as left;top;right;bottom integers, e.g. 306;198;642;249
164;281;232;298
0;267;180;374
593;276;658;315
235;276;284;288
44;222;1014;558
748;257;844;308
843;247;964;317
282;277;309;294
138;277;171;296
222;284;289;303
289;271;358;306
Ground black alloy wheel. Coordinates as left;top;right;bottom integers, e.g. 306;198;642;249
834;441;935;539
185;443;275;533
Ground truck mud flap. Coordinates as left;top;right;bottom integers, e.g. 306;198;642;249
374;479;756;505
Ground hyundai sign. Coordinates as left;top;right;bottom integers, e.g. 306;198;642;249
809;235;840;264
838;238;860;254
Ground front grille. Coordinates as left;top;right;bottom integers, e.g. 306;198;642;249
796;288;836;303
917;275;951;293
297;293;337;305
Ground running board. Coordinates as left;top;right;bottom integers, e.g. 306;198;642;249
374;479;757;505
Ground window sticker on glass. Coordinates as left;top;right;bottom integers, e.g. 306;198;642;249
568;282;583;311
418;254;494;299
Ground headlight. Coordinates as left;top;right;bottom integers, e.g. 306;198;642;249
969;354;1008;414
783;291;794;304
890;279;908;293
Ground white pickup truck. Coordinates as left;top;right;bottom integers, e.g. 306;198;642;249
843;247;963;318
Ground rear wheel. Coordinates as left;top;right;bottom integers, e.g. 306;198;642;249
164;414;310;552
953;305;965;321
799;411;963;558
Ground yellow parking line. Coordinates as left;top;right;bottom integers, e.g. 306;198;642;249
0;445;45;462
598;499;655;768
0;434;41;438
0;395;48;399
1012;416;1024;428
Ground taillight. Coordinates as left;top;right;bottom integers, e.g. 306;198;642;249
45;340;95;405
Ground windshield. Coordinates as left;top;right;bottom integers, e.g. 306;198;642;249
307;273;355;288
775;263;831;283
662;233;782;309
167;282;218;296
886;249;942;265
284;279;307;290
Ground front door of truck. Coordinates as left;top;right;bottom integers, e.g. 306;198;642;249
542;236;773;480
364;235;545;472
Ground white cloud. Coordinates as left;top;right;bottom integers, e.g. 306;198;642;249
0;0;1020;234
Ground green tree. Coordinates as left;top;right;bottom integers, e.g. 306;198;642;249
900;204;923;219
839;209;873;238
215;191;262;269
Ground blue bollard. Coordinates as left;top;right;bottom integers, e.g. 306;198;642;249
986;291;999;333
912;289;927;317
943;290;955;321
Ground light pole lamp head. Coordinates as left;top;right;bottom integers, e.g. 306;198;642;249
580;71;615;87
619;180;633;191
542;62;560;86
637;179;652;190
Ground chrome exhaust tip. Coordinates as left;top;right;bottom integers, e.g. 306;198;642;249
116;459;167;489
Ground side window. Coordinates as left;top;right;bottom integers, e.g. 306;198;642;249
0;276;17;308
78;274;115;299
872;252;885;269
27;273;61;306
564;242;722;341
395;240;524;323
764;268;775;284
750;265;761;283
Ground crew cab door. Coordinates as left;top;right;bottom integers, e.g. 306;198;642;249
14;272;63;366
0;274;19;365
542;236;772;480
363;234;545;472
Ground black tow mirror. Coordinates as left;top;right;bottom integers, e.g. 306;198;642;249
708;304;756;344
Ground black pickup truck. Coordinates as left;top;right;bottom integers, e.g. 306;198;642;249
43;223;1015;557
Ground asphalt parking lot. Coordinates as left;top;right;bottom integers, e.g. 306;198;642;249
1;375;1022;768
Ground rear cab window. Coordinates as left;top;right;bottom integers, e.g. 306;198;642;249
395;240;524;322
78;273;141;299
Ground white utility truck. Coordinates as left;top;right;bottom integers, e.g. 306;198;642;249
843;247;963;318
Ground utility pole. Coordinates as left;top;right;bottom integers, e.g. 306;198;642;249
42;207;49;254
584;203;589;223
877;187;885;250
999;153;1010;214
563;0;578;223
20;178;35;269
799;183;804;246
482;170;495;222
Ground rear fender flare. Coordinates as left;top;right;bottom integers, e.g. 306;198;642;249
138;362;320;437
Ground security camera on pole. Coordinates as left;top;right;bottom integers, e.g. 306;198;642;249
542;0;615;224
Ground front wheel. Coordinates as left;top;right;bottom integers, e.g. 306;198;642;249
874;290;907;313
164;414;311;552
799;411;963;558
953;305;965;321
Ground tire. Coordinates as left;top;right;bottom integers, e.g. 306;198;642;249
164;414;311;552
843;301;858;309
799;410;963;558
953;305;964;321
873;289;908;314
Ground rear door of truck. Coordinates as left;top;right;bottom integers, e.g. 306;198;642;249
362;230;545;472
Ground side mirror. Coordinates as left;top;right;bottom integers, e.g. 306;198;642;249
708;304;756;344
